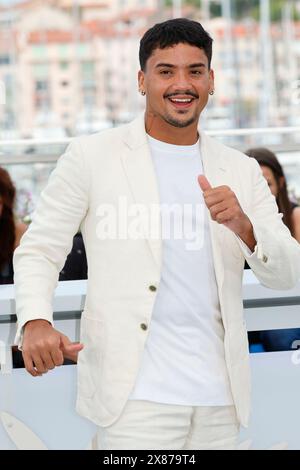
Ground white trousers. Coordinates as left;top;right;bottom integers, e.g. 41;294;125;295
97;401;239;450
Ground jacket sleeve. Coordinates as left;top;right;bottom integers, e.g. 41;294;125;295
236;157;300;290
13;139;89;347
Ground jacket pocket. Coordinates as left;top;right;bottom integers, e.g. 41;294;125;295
77;312;105;399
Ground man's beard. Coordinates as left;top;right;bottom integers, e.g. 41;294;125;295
162;110;198;128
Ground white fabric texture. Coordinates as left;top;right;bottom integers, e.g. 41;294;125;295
97;400;239;450
129;135;233;406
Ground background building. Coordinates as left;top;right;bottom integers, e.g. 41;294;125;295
0;0;300;138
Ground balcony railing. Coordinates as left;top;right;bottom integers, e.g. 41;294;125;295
1;125;300;165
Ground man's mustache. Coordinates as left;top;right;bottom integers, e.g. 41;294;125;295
164;91;199;99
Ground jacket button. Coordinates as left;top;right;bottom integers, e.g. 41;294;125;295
149;285;157;292
140;323;148;331
262;255;268;263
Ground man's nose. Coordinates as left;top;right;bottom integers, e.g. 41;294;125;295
172;70;191;88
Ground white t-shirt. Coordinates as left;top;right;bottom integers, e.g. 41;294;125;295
129;135;233;406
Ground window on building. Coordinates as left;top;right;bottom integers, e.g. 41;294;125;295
81;61;96;90
32;45;47;59
58;44;69;60
34;79;50;110
83;91;97;108
35;80;48;92
59;61;69;70
35;95;51;110
81;61;95;78
4;74;13;102
0;55;10;66
77;43;89;59
33;64;49;79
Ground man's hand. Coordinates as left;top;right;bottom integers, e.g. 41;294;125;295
198;175;256;252
22;319;84;377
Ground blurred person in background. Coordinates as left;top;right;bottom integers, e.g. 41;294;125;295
58;231;87;282
0;166;87;285
246;147;300;352
246;148;300;243
0;167;27;284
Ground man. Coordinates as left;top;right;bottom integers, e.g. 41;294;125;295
14;18;300;450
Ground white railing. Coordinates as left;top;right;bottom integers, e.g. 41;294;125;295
1;272;300;332
1;126;300;166
1;274;300;449
208;126;300;137
0;126;300;147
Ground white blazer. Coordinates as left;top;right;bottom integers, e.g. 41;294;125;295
13;114;300;428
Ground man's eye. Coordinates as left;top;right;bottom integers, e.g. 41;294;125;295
191;70;202;75
160;70;171;75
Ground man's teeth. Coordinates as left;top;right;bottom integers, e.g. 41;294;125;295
170;98;193;103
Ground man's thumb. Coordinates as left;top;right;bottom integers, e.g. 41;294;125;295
60;334;84;354
198;175;212;192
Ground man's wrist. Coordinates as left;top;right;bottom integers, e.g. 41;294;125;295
237;217;256;252
24;319;52;330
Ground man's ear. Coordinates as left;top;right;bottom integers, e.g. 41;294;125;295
138;70;145;92
209;68;215;90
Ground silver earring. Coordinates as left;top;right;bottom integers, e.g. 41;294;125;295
209;90;214;96
140;90;146;96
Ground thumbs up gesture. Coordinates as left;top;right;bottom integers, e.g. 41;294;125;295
198;175;256;251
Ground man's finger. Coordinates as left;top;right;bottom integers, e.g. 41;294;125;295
31;353;48;374
41;351;56;370
210;201;229;220
50;348;64;367
203;193;226;208
198;175;212;192
23;352;42;377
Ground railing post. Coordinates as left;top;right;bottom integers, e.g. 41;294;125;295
0;341;13;375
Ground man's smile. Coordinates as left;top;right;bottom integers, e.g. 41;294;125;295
166;95;197;110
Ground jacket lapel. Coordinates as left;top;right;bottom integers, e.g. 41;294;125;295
200;131;227;293
121;115;162;271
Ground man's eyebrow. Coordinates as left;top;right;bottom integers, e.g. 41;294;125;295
155;63;176;68
155;62;207;69
189;63;206;68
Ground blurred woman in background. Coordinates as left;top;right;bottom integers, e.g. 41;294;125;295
245;148;300;351
246;148;300;243
0;166;27;284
